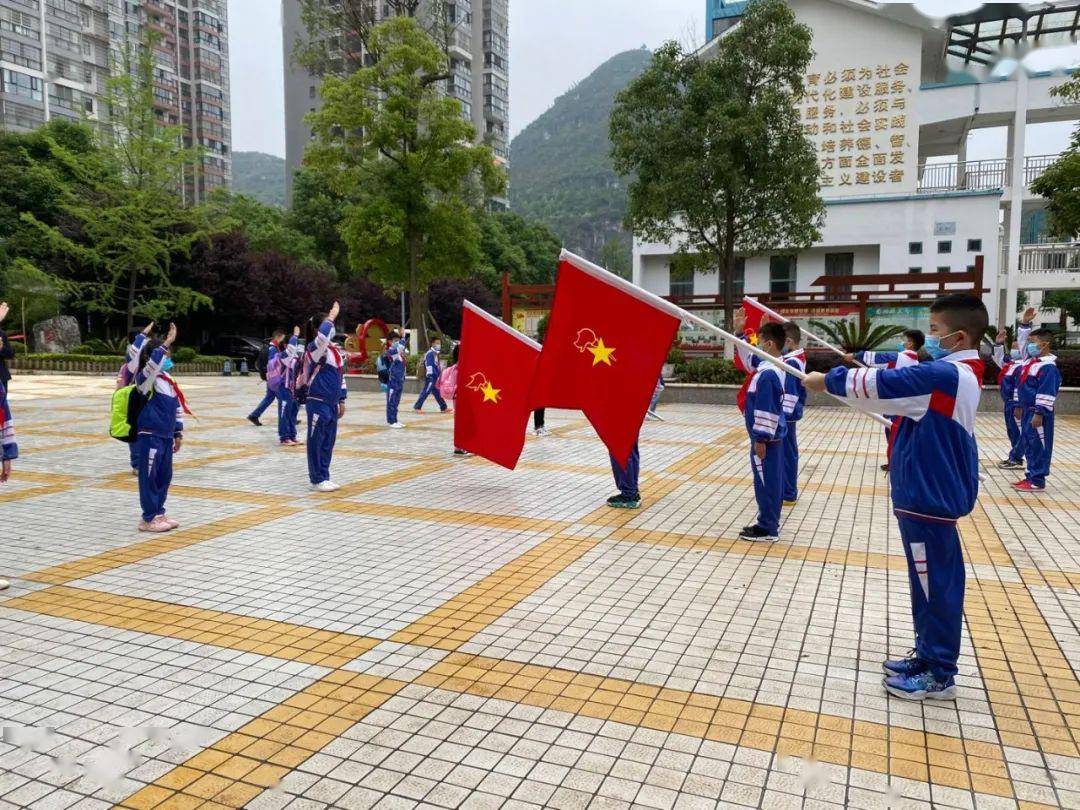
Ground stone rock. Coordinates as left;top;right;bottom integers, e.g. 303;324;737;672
32;315;82;354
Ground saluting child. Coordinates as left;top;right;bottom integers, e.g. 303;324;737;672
131;322;190;533
780;323;807;506
276;327;301;446
302;302;347;492
1012;327;1061;493
118;326;149;475
805;293;988;701
739;322;788;543
994;310;1033;469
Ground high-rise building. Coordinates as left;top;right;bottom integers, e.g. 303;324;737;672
0;0;232;203
282;0;509;205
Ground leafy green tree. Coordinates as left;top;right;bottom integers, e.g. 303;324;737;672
611;0;824;329
477;211;561;290
1041;290;1080;331
809;319;906;353
288;167;351;273
0;259;63;331
305;17;504;346
22;34;211;331
199;191;323;269
1031;76;1080;239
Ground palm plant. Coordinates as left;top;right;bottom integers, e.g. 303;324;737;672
809;319;906;352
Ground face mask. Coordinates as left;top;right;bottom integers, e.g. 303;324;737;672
923;331;959;360
161;357;174;373
1009;349;1021;361
432;345;441;354
1026;342;1041;359
896;342;908;352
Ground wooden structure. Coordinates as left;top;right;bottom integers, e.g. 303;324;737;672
501;272;555;325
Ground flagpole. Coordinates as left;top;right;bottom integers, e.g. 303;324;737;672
559;250;892;428
744;296;869;368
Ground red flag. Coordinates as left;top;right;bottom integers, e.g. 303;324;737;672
454;301;541;470
529;252;681;466
734;298;770;413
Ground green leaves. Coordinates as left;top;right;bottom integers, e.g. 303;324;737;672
809;319;907;353
1031;75;1080;240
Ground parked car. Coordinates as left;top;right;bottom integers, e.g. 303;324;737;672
201;335;264;365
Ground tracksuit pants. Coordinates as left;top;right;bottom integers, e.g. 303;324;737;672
751;440;783;536
306;400;338;484
1007;405;1025;464
1024;412;1055;488
782;420;799;503
277;390;299;442
897;513;964;681
128;441;138;471
534;409;545;430
137;433;174;523
414;378;447;411
249;387;276;421
386;382;403;424
610;443;640;499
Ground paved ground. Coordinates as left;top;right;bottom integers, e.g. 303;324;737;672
1;375;1079;810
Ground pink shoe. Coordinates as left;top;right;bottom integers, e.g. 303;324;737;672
138;518;172;533
158;515;180;529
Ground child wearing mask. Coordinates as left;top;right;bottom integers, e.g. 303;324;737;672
414;338;449;412
994;309;1034;469
302;302;347;491
1012;326;1061;493
276;327;302;446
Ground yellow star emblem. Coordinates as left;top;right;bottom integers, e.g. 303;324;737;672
480;381;501;403
588;338;616;366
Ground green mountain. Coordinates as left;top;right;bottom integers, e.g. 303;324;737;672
509;48;653;274
231;151;286;208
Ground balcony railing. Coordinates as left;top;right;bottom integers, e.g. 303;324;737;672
916;155;1060;193
1018;242;1080;274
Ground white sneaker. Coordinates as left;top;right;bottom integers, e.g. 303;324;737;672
535;427;549;437
313;481;339;493
0;579;9;591
390;422;405;429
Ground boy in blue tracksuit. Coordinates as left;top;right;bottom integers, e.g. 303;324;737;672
276;328;301;446
780;324;807;506
994;312;1033;469
248;329;285;427
806;293;989;701
413;339;448;412
131;322;187;533
1012;327;1061;493
303;302;347;491
740;322;788;543
386;334;406;428
117;327;148;474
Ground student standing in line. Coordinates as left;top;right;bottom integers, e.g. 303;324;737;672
386;332;407;428
780;323;807;507
994;311;1034;469
1012;327;1061;493
276;327;302;446
248;329;286;427
302;302;347;491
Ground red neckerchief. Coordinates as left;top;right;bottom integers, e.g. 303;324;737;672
1018;357;1038;386
160;373;195;417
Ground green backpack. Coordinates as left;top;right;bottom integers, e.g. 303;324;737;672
110;384;147;443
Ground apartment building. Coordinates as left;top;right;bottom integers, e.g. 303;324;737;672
282;0;509;205
0;0;232;202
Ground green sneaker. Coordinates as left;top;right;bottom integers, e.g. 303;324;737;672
607;494;641;509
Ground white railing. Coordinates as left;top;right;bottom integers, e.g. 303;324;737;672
1018;242;1080;274
916;154;1060;193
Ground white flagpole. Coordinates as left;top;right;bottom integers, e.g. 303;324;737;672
743;296;869;368
559;250;893;429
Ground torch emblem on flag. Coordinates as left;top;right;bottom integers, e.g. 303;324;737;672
466;372;501;404
573;328;617;367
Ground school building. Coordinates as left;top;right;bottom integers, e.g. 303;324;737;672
634;0;1080;340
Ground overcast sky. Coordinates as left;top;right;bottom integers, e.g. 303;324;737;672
227;1;1076;159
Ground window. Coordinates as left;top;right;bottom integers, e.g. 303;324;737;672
937;266;950;273
909;242;922;255
309;85;316;99
729;258;745;300
825;251;854;295
2;68;42;101
908;267;922;274
967;239;982;252
938;241;952;254
668;261;695;298
769;255;797;294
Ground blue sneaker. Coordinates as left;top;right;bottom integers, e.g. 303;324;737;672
882;650;926;677
883;671;956;701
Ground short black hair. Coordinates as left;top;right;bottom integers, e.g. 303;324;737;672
1030;328;1055;345
929;294;988;343
904;329;925;350
782;322;801;345
759;322;786;349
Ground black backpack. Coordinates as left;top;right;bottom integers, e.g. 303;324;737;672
376;352;391;385
255;344;270;381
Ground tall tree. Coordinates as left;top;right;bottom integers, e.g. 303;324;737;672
305;16;504;346
1031;75;1080;240
610;0;824;328
1041;290;1080;332
23;33;210;331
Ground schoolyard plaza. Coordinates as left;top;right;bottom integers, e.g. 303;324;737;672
0;375;1077;809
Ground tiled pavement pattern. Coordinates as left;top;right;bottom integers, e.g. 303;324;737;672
1;376;1079;809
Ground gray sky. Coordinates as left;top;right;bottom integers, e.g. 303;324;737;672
226;1;1075;159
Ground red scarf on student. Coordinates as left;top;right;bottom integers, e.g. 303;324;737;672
160;373;195;417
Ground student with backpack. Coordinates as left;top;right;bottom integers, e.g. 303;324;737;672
274;327;302;446
128;322;191;533
116;326;150;474
299;302;347;492
248;329;286;427
386;332;407;428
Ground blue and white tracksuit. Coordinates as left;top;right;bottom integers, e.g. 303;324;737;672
745;363;787;537
130;335;185;523
117;351;139;470
386;343;406;424
277;338;300;443
1;378;17;465
304;321;347;485
860;350;919;444
825;350;983;682
414;347;447;411
249;344;279;421
1016;355;1060;488
994;324;1032;464
781;349;807;503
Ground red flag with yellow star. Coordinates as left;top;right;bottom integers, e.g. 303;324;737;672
529;251;682;466
454;301;541;470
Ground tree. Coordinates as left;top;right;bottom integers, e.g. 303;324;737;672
289;167;351;273
0;259;63;331
611;0;824;329
22;33;211;332
200;191;323;269
1030;76;1080;239
1041;291;1080;332
305;16;504;347
477;211;561;291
